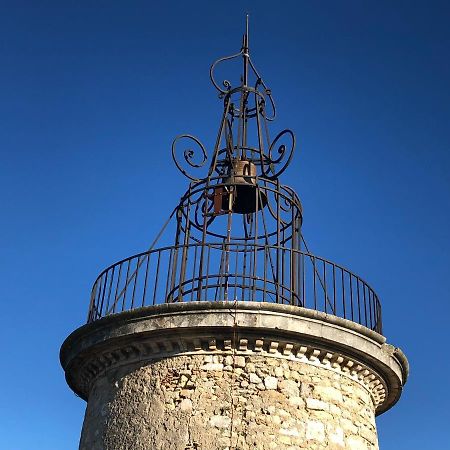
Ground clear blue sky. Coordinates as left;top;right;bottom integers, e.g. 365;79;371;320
1;1;449;448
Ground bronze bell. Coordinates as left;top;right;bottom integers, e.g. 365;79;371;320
220;159;268;214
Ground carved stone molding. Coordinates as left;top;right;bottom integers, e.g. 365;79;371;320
61;301;408;415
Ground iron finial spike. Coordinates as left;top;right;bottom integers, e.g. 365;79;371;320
242;14;249;88
245;13;249;51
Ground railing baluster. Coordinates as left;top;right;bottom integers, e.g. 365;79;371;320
164;248;173;302
152;251;161;305
130;256;140;310
332;263;336;316
205;244;211;302
301;252;305;308
363;284;368;328
263;245;268;302
95;278;102;319
85;245;382;333
323;260;327;314
105;266;115;315
341;268;346;320
142;253;150;307
349;272;354;322
87;281;98;322
122;260;131;312
99;273;108;318
372;289;376;330
377;298;382;334
113;263;123;314
356;277;361;325
190;245;198;302
234;246;239;301
313;256;317;310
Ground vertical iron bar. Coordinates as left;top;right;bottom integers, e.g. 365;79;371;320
372;290;377;331
113;263;123;313
98;274;107;318
121;260;131;312
233;245;239;300
87;281;98;322
356;278;361;325
302;252;305;308
169;213;182;303
363;284;368;328
191;245;198;302
165;248;173;302
349;272;354;322
130;256;140;310
323;261;327;313
152;251;161;305
242;241;248;301
178;187;192;302
313;256;317;310
105;266;115;315
276;180;281;303
290;210;298;305
377;298;382;334
247;241;253;302
263;245;267;301
142;252;150;307
281;228;286;304
332;263;336;316
205;244;211;302
252;186;259;302
341;268;346;320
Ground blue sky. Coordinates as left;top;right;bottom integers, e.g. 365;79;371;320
1;1;449;448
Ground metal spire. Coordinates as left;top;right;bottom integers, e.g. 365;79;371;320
242;14;249;88
172;16;294;184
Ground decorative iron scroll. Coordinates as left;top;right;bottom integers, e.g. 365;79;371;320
171;134;208;181
262;129;295;179
171;23;296;184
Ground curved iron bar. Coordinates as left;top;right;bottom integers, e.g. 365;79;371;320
171;134;209;181
261;129;295;180
209;42;276;121
87;243;382;334
252;66;276;121
175;176;302;241
209;50;243;95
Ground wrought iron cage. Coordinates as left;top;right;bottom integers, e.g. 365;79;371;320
86;20;383;334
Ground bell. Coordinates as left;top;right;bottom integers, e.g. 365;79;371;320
221;159;268;214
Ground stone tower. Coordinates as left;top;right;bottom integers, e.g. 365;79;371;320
61;24;408;450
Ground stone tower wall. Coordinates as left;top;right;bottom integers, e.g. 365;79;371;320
61;302;408;450
80;353;378;450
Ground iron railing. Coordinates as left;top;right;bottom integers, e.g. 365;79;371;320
87;243;382;333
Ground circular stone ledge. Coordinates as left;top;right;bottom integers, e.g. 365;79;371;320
60;301;408;415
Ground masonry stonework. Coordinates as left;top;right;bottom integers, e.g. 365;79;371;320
80;354;378;450
61;302;408;450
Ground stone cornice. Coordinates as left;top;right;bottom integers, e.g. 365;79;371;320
60;302;408;415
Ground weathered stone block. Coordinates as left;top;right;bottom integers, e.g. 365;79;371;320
315;386;343;403
210;415;231;429
264;376;278;390
279;379;299;398
306;420;325;442
306;398;330;411
346;435;369;450
249;373;262;384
